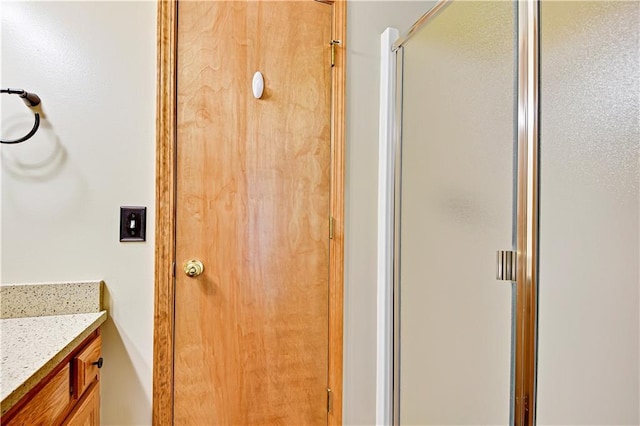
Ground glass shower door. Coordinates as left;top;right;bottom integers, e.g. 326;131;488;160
396;1;516;423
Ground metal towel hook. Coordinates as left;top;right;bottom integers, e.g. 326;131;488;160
1;88;41;144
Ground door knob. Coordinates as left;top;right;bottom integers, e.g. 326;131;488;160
184;259;204;277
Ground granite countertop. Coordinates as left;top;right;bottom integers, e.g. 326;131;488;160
0;281;107;416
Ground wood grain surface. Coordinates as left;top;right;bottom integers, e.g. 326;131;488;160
152;0;177;424
64;382;100;426
4;364;71;426
73;335;101;400
328;2;346;424
174;1;332;424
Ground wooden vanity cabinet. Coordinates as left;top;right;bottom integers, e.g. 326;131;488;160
1;331;102;426
64;381;100;426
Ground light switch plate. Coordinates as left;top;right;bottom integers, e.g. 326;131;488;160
120;206;146;242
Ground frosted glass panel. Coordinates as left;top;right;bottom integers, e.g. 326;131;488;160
398;1;515;424
537;2;640;424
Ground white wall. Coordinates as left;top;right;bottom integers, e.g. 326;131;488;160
1;2;157;425
344;2;434;424
536;2;639;423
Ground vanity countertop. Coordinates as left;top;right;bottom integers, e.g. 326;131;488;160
0;311;107;415
0;281;106;416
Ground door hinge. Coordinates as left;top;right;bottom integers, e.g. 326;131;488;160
172;261;176;277
329;216;335;240
327;388;333;413
496;250;517;281
330;40;342;67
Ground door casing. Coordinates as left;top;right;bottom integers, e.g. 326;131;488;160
152;1;346;424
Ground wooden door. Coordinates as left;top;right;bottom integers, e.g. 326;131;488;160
174;1;332;424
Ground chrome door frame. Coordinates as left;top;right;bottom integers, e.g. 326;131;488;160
514;0;540;424
391;0;540;424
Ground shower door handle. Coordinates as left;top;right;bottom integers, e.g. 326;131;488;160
496;250;517;281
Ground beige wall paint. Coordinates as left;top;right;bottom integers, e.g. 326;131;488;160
344;2;433;424
536;2;639;423
1;2;156;425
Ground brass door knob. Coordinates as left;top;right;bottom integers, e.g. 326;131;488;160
184;259;204;277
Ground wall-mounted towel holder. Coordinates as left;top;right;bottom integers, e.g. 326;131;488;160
1;88;41;144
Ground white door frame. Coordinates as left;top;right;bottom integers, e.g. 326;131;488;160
376;26;399;426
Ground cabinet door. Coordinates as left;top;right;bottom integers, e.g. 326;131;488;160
64;383;99;426
4;363;72;426
73;335;102;399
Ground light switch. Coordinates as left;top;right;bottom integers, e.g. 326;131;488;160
120;206;146;242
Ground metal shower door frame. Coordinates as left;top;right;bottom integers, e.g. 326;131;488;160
386;0;541;424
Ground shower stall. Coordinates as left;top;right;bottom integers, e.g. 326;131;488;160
377;1;639;424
